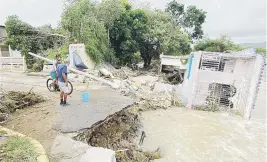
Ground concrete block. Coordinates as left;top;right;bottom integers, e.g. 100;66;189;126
79;147;116;162
153;82;176;92
130;76;158;85
50;135;90;162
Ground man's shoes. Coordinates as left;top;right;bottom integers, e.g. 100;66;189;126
60;99;63;105
62;101;69;106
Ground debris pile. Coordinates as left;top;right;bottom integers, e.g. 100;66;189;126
74;105;161;162
113;67;138;80
117;78;184;110
0;91;44;123
137;91;183;111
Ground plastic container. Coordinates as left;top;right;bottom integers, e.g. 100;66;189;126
82;92;89;102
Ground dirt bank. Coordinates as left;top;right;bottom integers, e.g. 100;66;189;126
74;104;161;162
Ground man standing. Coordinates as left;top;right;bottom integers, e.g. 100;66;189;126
56;58;69;106
51;55;60;90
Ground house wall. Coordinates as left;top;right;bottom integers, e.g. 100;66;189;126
183;51;263;118
69;44;95;70
160;57;188;70
9;45;22;57
244;55;265;119
181;52;202;108
0;45;10;57
0;26;7;39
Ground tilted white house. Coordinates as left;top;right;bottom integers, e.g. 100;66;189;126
181;49;265;119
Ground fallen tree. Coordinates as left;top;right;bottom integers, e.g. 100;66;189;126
28;52;120;89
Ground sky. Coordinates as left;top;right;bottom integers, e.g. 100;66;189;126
0;0;266;44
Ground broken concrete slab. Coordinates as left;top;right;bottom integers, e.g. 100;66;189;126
68;73;85;83
54;87;134;133
50;135;116;162
79;147;116;162
50;135;90;162
153;82;176;92
99;68;114;78
130;76;158;85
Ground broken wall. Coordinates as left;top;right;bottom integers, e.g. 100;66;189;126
182;51;265;119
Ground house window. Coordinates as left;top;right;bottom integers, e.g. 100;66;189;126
199;53;236;73
0;45;10;57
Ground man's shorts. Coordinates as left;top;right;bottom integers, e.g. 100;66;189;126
58;81;68;94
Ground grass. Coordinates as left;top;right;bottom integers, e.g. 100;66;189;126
0;136;38;162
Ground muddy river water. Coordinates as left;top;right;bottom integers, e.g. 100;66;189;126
141;108;265;162
141;73;266;162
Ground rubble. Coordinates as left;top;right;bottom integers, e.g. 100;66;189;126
116;77;183;110
137;91;183;111
113;67;138;79
99;68;114;79
153;82;176;92
94;62;116;72
68;73;86;83
130;76;158;85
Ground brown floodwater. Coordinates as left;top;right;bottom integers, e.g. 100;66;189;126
141;107;266;162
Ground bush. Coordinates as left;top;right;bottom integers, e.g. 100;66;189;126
46;44;69;60
194;36;239;52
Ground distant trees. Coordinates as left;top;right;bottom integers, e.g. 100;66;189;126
109;3;148;66
5;15;65;69
194;36;241;52
194;35;266;54
166;0;207;40
60;0;207;67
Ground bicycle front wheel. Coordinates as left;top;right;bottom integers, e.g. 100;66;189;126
46;78;56;92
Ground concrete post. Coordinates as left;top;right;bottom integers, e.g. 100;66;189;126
23;56;26;72
10;57;13;72
244;54;265;119
28;52;119;89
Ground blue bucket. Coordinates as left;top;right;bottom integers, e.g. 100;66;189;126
82;92;89;102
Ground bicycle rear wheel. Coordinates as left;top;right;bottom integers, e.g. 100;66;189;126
67;81;73;95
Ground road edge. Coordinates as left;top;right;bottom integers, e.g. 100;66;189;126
0;126;49;162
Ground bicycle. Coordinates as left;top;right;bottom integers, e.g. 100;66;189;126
46;78;73;95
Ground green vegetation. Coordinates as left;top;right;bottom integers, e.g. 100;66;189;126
4;0;207;69
0;136;38;162
46;44;69;60
194;36;266;54
166;0;207;39
5;16;66;70
256;48;266;54
5;0;261;70
194;36;243;52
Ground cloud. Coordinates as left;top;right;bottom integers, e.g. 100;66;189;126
139;0;266;43
0;0;265;43
0;0;64;27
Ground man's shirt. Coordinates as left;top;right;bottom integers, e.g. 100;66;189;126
56;64;68;83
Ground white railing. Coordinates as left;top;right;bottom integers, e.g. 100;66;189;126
0;56;25;72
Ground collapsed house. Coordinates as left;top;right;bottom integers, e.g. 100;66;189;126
159;54;189;84
179;49;265;119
